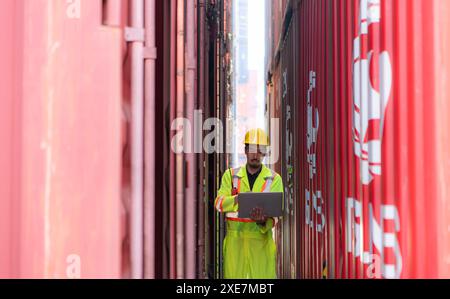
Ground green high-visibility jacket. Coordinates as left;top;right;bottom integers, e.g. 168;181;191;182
215;164;284;279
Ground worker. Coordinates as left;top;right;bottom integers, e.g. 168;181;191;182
214;128;284;279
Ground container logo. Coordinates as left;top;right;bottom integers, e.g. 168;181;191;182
347;0;403;279
66;254;81;278
352;0;392;185
346;198;402;279
66;0;81;19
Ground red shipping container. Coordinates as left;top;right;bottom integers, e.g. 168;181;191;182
269;0;450;279
0;0;125;278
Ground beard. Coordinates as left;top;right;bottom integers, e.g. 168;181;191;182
248;159;261;169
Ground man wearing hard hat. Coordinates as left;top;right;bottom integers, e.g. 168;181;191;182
214;128;284;279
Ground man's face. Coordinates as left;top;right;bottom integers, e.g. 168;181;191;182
245;145;267;169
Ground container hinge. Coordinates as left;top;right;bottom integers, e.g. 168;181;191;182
143;47;157;60
124;27;145;42
186;59;196;70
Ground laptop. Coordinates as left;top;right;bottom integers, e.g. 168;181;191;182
238;192;283;218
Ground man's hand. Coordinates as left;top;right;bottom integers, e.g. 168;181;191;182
250;207;268;225
234;195;239;206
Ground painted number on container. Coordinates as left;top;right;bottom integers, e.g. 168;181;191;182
305;71;325;233
283;69;294;214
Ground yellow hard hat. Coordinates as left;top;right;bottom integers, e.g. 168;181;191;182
244;128;270;146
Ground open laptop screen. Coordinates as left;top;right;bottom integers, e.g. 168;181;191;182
238;192;283;218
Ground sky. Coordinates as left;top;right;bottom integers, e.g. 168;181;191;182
232;0;267;166
247;0;265;70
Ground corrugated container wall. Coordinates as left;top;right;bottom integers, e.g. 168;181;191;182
0;0;125;278
268;0;450;279
0;0;223;279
